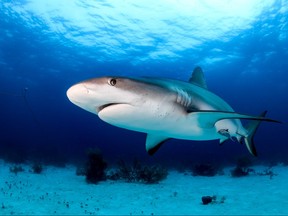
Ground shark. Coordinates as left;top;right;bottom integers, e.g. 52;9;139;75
66;67;280;156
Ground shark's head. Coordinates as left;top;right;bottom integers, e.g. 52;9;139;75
67;77;139;116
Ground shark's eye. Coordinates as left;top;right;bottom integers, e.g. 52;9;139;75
109;78;117;86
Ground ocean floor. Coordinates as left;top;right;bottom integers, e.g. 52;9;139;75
0;159;287;215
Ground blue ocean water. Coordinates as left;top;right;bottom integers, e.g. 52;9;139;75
0;0;287;167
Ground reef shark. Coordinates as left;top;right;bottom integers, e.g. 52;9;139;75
67;67;280;156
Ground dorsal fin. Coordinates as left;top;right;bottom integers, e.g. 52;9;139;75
188;66;207;89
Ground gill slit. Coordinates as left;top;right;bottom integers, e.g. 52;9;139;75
176;88;192;109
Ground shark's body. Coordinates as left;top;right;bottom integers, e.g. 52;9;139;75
67;67;279;156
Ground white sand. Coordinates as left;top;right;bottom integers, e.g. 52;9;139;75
0;159;287;215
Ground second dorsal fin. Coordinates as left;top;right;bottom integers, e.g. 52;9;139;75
188;66;207;89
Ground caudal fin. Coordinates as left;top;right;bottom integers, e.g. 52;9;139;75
244;111;268;157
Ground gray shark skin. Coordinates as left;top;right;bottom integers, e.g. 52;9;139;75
67;67;280;156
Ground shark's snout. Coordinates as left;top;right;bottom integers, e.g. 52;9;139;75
66;83;88;104
67;81;105;115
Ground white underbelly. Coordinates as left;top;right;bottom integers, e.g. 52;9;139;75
98;103;221;141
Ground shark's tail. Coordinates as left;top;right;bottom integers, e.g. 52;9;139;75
243;111;268;157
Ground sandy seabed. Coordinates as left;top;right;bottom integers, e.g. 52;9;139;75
0;159;287;215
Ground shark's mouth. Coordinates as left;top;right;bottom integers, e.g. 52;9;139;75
97;103;122;113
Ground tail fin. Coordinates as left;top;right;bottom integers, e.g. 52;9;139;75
244;111;268;157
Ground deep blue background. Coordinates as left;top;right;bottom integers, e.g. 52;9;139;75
0;0;287;167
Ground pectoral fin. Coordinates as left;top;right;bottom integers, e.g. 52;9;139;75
145;134;170;155
188;110;280;129
219;137;229;145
